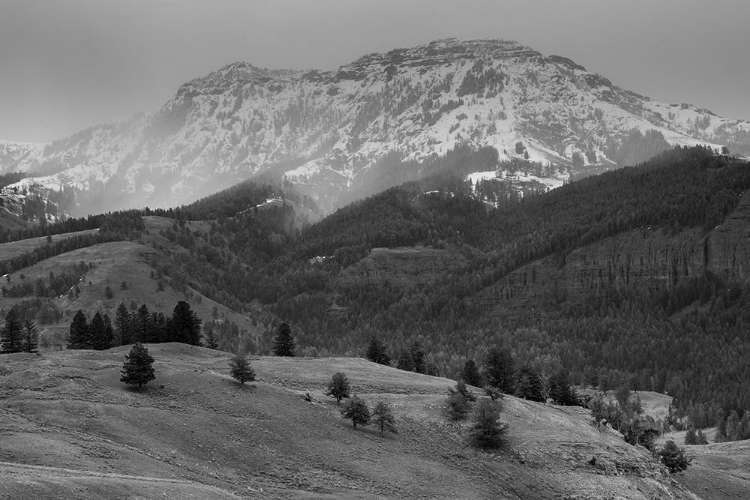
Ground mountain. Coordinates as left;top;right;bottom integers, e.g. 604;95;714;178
0;140;43;171
2;38;750;217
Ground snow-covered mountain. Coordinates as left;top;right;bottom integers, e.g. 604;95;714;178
2;38;750;216
0;140;44;173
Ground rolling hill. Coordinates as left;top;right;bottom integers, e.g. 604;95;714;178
0;344;705;499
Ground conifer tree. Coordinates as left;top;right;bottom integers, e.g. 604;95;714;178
341;395;370;429
326;372;351;404
410;341;426;374
396;351;414;371
366;338;390;365
514;366;545;402
22;320;38;353
203;324;219;349
684;427;698;445
658;440;691;473
170;301;201;345
0;308;24;353
741;411;750;441
67;310;90;349
273;323;295;357
715;408;727;442
484;347;514;394
462;359;482;387
696;429;709;445
549;368;577;405
446;380;475;421
228;353;255;386
134;304;152;343
120;342;155;392
114;303;131;346
469;398;507;450
726;410;741;441
371;400;397;436
103;314;115;349
90;312;111;350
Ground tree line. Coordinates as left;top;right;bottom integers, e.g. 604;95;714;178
67;300;201;350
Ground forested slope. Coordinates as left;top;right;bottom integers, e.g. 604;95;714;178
6;145;748;421
125;145;750;419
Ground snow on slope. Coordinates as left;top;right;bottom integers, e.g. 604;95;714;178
0;38;748;216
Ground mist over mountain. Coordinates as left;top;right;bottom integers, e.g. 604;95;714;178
1;38;749;219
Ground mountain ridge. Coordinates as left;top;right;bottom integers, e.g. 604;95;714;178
1;37;749;217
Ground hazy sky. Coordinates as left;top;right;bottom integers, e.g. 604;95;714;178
1;0;748;143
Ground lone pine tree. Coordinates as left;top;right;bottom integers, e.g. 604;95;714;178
326;372;351;404
120;342;155;392
469;398;507;450
371;400;397;436
228;353;256;386
658;440;691;473
273;322;296;357
341;395;370;428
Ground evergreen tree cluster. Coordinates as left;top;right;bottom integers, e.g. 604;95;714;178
365;338;390;365
658;440;691;474
67;300;202;350
589;390;659;450
0;309;37;353
713;409;750;443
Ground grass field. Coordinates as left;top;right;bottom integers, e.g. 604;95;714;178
0;229;99;261
0;345;707;499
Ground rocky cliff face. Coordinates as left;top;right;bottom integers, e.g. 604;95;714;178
478;228;704;316
337;246;470;288
2;38;749;216
479;193;750;317
706;192;750;282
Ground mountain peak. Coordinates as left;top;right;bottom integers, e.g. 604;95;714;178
347;38;541;72
183;62;302;92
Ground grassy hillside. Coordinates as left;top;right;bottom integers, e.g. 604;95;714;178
0;238;261;351
0;345;703;499
0;229;99;261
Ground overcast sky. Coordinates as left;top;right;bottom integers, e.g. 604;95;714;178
1;0;748;143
